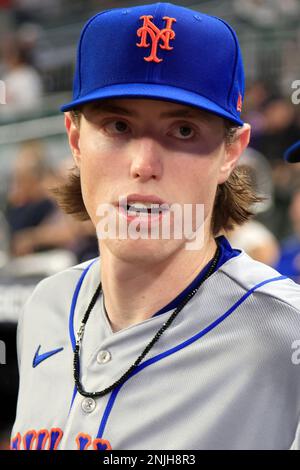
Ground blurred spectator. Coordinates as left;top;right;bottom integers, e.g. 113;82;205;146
39;159;99;263
233;0;300;27
15;210;99;262
5;148;99;262
243;80;272;148
276;188;300;282
228;219;279;266
267;160;295;240
14;0;63;24
0;33;43;117
227;147;280;266
244;80;271;114
253;98;300;163
5;140;56;256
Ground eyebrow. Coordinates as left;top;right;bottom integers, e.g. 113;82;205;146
88;102;213;121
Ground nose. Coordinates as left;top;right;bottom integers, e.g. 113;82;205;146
130;137;163;182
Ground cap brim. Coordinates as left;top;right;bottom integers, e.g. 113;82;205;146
60;83;244;126
284;141;300;163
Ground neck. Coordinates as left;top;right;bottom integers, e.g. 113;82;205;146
100;231;218;332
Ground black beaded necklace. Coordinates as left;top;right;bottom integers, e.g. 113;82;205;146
74;242;221;398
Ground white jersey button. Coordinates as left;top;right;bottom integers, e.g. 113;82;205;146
81;397;96;413
97;350;111;364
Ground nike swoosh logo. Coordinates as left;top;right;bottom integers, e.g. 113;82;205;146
32;345;64;368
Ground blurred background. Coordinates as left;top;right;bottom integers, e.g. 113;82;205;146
1;0;300;449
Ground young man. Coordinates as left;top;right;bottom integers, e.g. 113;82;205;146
11;3;300;450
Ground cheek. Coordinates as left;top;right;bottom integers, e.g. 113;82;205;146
79;131;126;180
78;137;119;216
171;154;222;204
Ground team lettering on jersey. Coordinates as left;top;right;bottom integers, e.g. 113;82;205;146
11;429;112;450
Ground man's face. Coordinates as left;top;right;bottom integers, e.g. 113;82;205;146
66;98;247;264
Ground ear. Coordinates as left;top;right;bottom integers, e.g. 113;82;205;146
218;123;251;184
65;112;81;169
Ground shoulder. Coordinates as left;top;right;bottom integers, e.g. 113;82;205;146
220;251;300;304
14;258;100;383
33;256;98;293
20;257;99;325
219;251;300;329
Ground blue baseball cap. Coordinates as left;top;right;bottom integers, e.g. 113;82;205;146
61;2;245;126
284;141;300;163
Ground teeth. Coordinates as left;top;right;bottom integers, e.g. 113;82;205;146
128;202;159;209
126;202;162;214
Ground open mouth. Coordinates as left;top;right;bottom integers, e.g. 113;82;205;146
125;202;168;216
115;195;170;224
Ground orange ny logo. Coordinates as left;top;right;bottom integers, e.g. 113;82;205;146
136;15;176;63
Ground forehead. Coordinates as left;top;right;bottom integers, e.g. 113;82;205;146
82;98;223;124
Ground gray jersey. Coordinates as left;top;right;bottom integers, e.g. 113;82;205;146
11;250;300;450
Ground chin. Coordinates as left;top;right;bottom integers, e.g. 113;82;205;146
101;237;184;265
